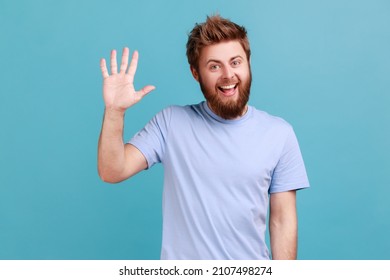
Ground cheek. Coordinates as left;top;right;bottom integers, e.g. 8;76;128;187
200;74;219;88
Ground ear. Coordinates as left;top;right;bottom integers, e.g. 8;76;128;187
190;65;199;82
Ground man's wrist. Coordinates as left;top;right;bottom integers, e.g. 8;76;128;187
104;106;126;118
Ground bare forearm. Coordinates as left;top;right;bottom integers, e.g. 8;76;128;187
269;216;297;259
98;108;127;182
269;191;298;260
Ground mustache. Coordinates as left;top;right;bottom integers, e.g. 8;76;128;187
216;79;239;87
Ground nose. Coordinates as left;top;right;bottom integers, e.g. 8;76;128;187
222;66;234;79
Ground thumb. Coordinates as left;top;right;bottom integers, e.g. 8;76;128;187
137;85;156;98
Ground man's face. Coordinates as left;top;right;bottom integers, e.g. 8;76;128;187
191;40;252;119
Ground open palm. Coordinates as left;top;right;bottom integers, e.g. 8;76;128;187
100;47;155;112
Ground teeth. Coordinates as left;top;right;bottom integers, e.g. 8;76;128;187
220;84;236;90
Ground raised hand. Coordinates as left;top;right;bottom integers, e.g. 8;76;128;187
100;47;155;112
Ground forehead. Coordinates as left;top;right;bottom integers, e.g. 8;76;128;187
199;41;246;62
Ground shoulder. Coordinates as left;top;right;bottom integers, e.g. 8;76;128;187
157;103;204;120
250;106;293;133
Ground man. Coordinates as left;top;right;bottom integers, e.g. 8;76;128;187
98;15;309;260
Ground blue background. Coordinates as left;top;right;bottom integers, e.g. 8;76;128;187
1;0;389;259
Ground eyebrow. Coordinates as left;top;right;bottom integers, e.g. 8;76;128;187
206;55;244;65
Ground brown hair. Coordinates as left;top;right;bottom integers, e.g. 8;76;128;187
186;15;251;69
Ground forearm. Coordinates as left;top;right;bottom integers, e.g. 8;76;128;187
98;108;127;182
269;191;298;260
269;211;297;260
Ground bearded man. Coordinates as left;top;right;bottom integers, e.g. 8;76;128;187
98;15;309;260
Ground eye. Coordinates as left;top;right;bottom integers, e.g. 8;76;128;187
231;60;241;67
210;64;220;71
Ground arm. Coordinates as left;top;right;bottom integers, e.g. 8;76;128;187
269;190;297;260
97;48;155;183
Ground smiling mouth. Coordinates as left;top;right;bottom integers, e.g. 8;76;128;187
218;84;238;96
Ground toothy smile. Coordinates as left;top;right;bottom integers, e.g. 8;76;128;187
218;84;238;96
219;84;236;90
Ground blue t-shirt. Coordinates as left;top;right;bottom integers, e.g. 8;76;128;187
129;101;309;260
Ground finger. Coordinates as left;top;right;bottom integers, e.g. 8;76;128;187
110;49;118;74
119;47;129;73
136;85;156;99
126;50;139;81
100;58;109;78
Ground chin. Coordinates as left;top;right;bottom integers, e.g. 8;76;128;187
206;93;249;119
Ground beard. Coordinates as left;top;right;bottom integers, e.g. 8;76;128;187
198;71;252;120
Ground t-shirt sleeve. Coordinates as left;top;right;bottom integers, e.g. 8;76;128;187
127;107;172;169
269;127;310;193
